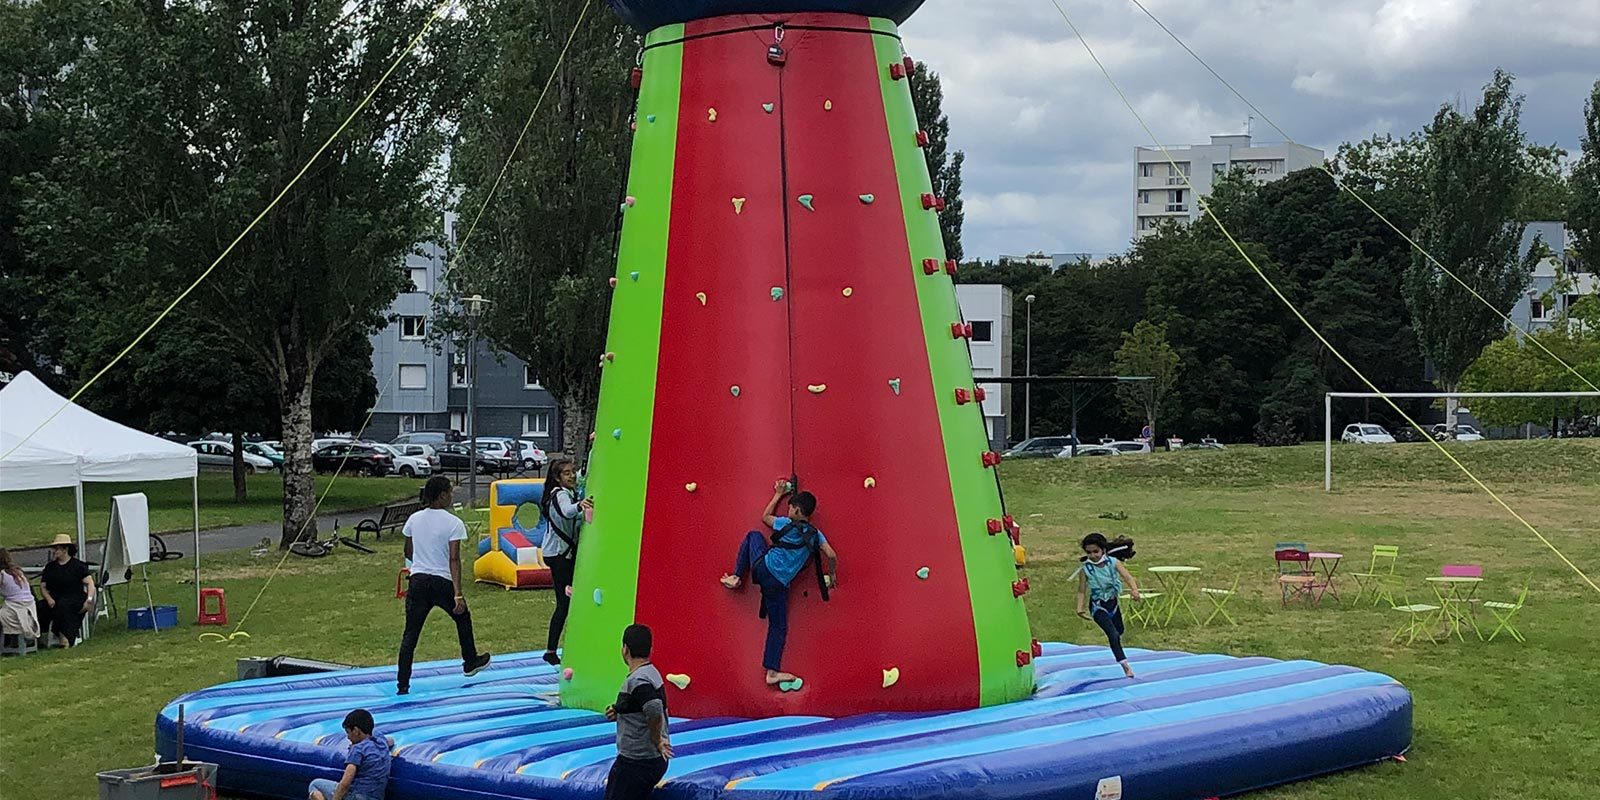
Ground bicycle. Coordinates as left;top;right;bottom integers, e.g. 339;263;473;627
289;520;376;558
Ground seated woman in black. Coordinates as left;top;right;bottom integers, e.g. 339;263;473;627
39;534;95;648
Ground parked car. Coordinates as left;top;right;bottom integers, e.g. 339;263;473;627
312;436;353;451
241;441;285;468
435;442;499;474
366;443;433;478
1059;445;1120;458
392;442;441;471
1430;423;1485;442
311;443;392;476
393;430;455;447
188;441;275;473
1108;440;1152;454
1003;436;1079;459
472;438;522;471
514;438;549;471
259;440;282;451
1342;423;1396;444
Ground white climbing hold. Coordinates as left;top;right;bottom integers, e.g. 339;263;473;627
807;384;827;394
825;99;833;110
842;287;853;297
916;566;930;580
732;197;747;214
593;588;603;605
666;673;691;690
685;482;698;493
696;291;707;305
889;378;902;395
624;196;636;207
708;107;718;122
882;667;900;688
859;194;875;204
863;476;876;488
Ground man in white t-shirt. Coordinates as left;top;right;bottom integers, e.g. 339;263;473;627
396;476;491;694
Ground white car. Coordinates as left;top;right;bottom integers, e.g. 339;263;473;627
391;442;441;471
513;438;548;471
1431;424;1485;442
367;443;433;478
1056;444;1121;458
188;441;275;473
1108;440;1152;454
1342;424;1396;444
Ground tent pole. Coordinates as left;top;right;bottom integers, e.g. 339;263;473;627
192;474;200;620
75;482;86;556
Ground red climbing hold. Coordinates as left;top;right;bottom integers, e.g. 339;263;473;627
981;451;1002;468
902;56;915;76
944;259;958;276
922;258;939;275
974;387;987;402
915;130;930;148
889;62;906;81
933;196;948;212
951;322;973;339
1012;578;1030;598
1015;650;1032;667
629;67;643;90
1031;638;1043;658
921;193;937;210
986;518;1003;535
955;388;972;405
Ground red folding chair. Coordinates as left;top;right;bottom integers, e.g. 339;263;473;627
1275;549;1316;606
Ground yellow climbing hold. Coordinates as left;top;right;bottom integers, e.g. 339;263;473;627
696;292;707;306
807;384;827;394
708;107;718;122
732;197;747;214
863;476;876;488
685;482;698;493
882;667;900;688
666;673;691;690
1014;544;1028;567
842;287;854;297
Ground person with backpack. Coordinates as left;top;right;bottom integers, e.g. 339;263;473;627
719;480;838;690
540;458;591;666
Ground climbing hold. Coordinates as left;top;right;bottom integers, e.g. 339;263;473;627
646;114;657;123
732;197;747;214
842;287;853;297
771;287;784;301
708;107;717;122
824;99;833;110
798;194;815;211
888;378;902;395
882;667;900;688
685;482;698;493
603;352;616;362
593;588;603;605
608;277;618;287
778;678;804;692
624;196;636;207
807;384;827;394
1012;578;1031;598
944;259;959;276
1031;639;1044;658
666;673;691;690
982;451;1003;468
1016;650;1032;667
923;258;940;275
952;322;973;339
762;102;775;113
629;271;640;282
863;476;876;488
986;518;1004;535
563;668;574;681
730;385;741;397
611;428;622;440
859;194;875;204
916;566;930;580
696;291;707;306
975;386;988;402
566;585;574;597
619;202;628;212
915;130;930;147
955;388;973;405
1014;544;1028;567
889;62;906;80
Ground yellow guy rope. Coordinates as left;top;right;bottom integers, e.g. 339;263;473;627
1046;0;1600;595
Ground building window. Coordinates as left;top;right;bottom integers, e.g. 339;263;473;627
449;411;465;434
524;365;541;389
1213;162;1228;174
1530;298;1546;320
1566;294;1582;312
399;414;421;434
1137;190;1150;204
1140;163;1156;178
407;267;429;293
399;316;426;340
399;364;427;389
451;352;468;387
523;410;552;437
969;320;994;342
1171;162;1189;176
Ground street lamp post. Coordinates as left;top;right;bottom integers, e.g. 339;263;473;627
1024;293;1036;440
463;294;491;508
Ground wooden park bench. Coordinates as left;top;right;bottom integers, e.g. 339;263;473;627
354;500;423;542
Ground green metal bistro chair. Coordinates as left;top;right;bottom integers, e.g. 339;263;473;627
1483;582;1530;643
1200;577;1240;626
1350;545;1401;607
1390;593;1441;645
1120;592;1162;628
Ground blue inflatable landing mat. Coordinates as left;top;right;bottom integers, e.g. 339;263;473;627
157;643;1411;800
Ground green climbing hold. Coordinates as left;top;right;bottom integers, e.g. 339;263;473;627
593;588;603;605
763;103;775;113
859;194;875;204
630;271;640;282
646;114;657;123
916;566;930;580
798;194;815;211
889;377;902;395
612;428;622;440
778;677;804;692
730;385;741;397
771;287;784;301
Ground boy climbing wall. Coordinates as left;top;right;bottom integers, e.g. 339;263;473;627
720;480;839;690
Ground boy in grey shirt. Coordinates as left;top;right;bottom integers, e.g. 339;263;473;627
603;624;672;799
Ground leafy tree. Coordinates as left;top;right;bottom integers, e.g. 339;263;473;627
1328;132;1428;233
436;0;635;454
20;0;463;546
1403;69;1537;426
1112;320;1179;439
1463;330;1600;430
1570;81;1600;273
1515;144;1571;223
910;61;965;261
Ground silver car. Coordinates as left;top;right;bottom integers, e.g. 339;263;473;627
188;441;274;473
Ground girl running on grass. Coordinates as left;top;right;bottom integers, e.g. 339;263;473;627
1075;532;1141;678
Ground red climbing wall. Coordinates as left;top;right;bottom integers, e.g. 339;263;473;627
630;14;984;719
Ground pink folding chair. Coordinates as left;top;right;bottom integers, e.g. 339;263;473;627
1275;549;1316;606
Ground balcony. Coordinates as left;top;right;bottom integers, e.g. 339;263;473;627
1166;203;1189;213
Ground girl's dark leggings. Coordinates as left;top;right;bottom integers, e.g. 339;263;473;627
1091;597;1127;663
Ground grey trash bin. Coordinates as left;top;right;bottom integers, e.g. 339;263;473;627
96;761;218;800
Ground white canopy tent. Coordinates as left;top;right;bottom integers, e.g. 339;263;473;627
0;371;201;610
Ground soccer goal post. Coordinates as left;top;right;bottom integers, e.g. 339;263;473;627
1323;391;1600;491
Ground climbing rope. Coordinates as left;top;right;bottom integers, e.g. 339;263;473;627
1121;0;1598;395
1045;0;1600;595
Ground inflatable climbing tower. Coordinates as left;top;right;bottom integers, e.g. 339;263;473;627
564;0;1034;719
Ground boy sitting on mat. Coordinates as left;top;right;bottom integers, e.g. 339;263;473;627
307;709;389;800
720;480;838;691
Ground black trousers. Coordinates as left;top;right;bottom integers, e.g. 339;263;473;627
546;554;575;652
396;573;478;692
603;756;668;800
1090;596;1128;663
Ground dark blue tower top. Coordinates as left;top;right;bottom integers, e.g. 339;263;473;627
606;0;927;32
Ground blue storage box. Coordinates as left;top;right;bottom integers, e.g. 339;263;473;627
128;605;179;630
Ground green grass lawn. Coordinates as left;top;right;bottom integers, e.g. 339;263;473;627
1;440;1597;799
0;472;420;548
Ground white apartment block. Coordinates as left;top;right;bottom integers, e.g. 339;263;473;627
1134;134;1325;239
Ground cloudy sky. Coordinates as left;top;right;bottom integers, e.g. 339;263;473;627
898;0;1600;259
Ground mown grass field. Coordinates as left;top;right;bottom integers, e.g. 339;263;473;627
1;440;1596;800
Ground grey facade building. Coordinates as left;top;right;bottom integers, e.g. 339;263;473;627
1507;222;1596;337
366;222;563;449
1134;134;1325;239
